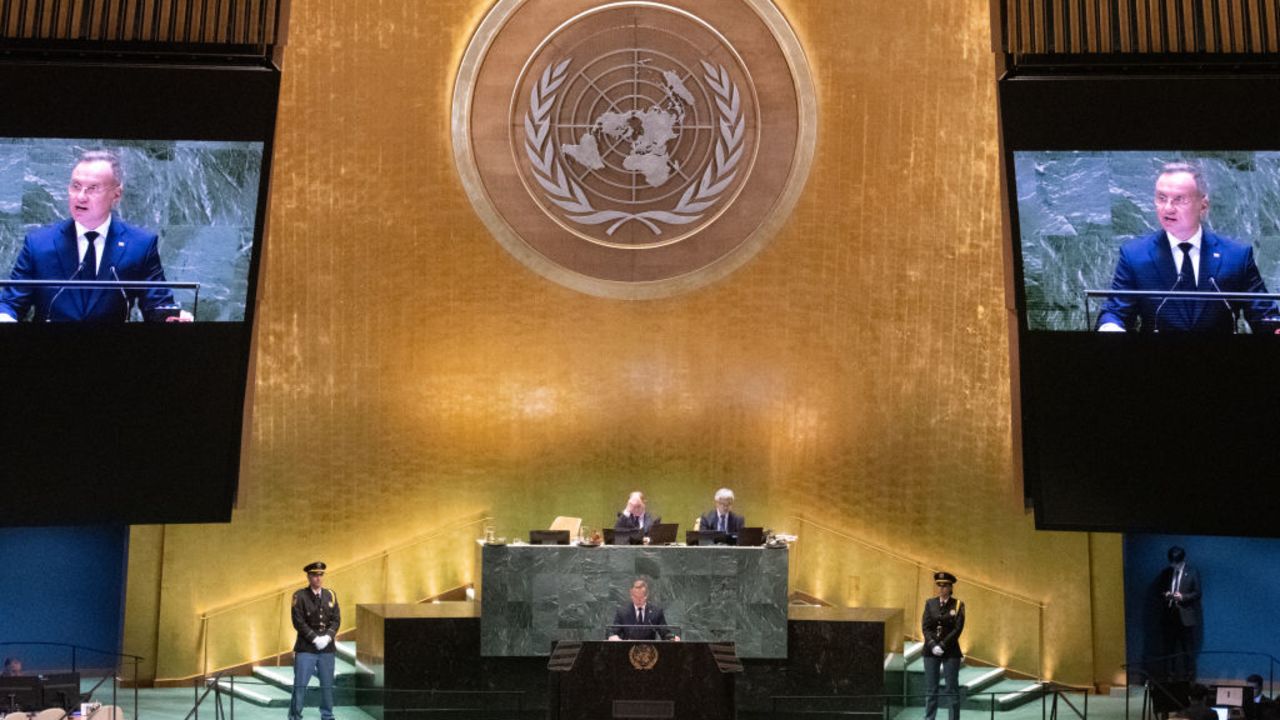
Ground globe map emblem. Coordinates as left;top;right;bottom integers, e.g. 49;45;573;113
560;54;702;202
454;0;815;298
518;21;754;250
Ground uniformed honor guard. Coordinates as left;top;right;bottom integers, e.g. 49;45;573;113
289;561;340;720
922;571;965;720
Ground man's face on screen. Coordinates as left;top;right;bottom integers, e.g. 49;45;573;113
309;572;324;590
1154;171;1207;241
68;160;122;229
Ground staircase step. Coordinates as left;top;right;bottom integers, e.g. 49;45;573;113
336;640;358;662
960;666;1007;693
213;677;293;708
217;642;368;709
253;657;361;690
903;664;1006;706
904;641;924;664
337;640;377;676
964;679;1048;710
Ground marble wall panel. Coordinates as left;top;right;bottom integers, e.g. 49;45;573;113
0;145;20;218
1015;151;1280;330
0;138;263;321
480;544;788;657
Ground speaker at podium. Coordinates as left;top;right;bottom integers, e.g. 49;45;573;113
548;640;741;720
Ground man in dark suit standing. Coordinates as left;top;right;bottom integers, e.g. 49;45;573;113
0;150;191;323
290;561;341;720
698;488;745;534
1159;546;1202;682
922;571;965;720
614;491;660;538
1097;162;1276;334
608;578;679;641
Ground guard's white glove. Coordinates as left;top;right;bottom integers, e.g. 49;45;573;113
932;645;944;657
313;635;331;650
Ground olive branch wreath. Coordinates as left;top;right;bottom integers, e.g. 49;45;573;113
524;58;745;237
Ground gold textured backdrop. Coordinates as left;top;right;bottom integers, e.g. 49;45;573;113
122;0;1126;687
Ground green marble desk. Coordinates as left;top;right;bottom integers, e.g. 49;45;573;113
479;543;789;658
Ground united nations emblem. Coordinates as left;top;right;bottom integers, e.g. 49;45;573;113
454;0;816;298
628;643;659;670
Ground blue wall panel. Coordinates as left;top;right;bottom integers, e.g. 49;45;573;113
0;526;128;673
1125;534;1280;686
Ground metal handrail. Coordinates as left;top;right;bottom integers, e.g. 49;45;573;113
193;511;487;678
200;512;488;620
1121;651;1280;720
184;669;239;720
788;516;1045;608
789;516;1047;681
186;676;528;720
771;687;1087;720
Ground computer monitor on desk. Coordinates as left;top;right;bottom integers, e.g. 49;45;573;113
736;527;765;546
1213;685;1249;720
41;673;81;711
0;676;40;712
686;530;729;546
603;528;642;545
529;530;571;545
647;523;678;545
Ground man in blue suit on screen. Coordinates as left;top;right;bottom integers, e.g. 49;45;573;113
0;150;191;323
1096;162;1277;334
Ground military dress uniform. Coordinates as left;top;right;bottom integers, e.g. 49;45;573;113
922;571;965;720
289;562;341;720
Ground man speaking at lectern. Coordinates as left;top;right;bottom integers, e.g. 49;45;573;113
0;150;191;323
1096;162;1274;334
608;578;680;642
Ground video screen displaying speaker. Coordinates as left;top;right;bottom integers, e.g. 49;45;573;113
999;70;1280;536
0;59;280;525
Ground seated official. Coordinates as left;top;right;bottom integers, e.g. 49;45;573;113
1247;674;1270;719
614;490;660;536
698;487;745;534
608;578;679;641
1179;684;1219;720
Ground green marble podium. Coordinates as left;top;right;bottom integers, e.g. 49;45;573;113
479;543;789;658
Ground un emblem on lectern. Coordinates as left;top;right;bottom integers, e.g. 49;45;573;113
629;643;659;670
453;0;816;299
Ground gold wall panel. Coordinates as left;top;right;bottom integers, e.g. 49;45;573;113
123;0;1126;686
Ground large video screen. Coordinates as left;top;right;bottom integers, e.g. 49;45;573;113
0;60;278;526
0;138;263;323
1014;151;1280;334
1000;73;1280;536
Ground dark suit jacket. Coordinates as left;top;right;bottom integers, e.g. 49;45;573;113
1097;229;1274;333
921;596;965;659
698;510;745;534
609;603;673;640
615;512;660;535
1158;564;1202;627
0;217;177;322
291;586;341;653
